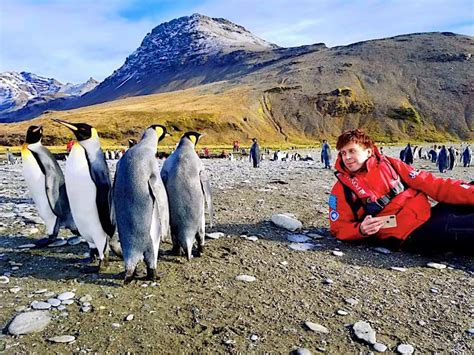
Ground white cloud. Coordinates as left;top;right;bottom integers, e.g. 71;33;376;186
1;0;472;83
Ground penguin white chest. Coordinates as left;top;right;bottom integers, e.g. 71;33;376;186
21;148;57;234
65;144;104;244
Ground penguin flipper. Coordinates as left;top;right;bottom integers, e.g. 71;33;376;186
148;173;163;228
31;147;69;218
199;170;214;228
86;153;116;237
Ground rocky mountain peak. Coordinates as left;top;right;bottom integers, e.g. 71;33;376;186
108;14;278;83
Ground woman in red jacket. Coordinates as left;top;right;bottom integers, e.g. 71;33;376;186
329;129;474;253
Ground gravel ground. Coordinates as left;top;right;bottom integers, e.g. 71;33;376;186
0;146;473;353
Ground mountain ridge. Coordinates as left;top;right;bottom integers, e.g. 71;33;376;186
0;14;472;144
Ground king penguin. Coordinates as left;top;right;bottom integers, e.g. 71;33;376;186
52;118;115;270
160;131;214;260
112;125;170;283
21;125;79;247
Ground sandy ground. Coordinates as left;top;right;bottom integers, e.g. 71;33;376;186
0;146;473;353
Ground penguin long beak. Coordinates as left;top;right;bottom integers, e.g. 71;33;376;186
33;125;42;132
51;118;78;131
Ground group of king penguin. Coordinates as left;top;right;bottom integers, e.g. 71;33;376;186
21;119;213;284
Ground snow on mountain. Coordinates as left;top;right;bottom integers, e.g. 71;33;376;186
0;72;98;113
59;77;99;96
105;13;278;85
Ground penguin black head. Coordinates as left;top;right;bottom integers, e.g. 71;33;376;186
25;125;43;144
149;125;171;142
183;131;204;146
52;118;96;141
128;139;137;148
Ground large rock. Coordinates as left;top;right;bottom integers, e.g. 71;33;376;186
353;320;376;345
271;214;302;231
8;311;52;335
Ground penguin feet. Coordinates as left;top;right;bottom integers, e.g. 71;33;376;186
124;271;136;285
34;237;57;248
146;267;157;281
98;257;109;271
195;245;205;257
89;248;100;263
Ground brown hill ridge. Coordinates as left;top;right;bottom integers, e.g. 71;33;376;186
1;30;473;145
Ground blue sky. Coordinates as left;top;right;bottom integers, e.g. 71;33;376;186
1;0;472;83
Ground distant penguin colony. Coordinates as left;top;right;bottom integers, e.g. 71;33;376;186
20;120;213;284
21;125;79;247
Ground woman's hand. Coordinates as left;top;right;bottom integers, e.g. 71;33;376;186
359;215;386;236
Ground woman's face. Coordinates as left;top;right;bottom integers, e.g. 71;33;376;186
339;142;372;172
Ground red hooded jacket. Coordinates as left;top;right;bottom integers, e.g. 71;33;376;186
329;147;474;241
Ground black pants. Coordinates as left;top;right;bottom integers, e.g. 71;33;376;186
403;203;474;255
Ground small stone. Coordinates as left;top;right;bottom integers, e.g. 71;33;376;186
291;348;312;355
48;239;67;247
0;275;10;284
271;214;302;231
396;344;414;354
8;311;52;335
373;247;391;254
206;232;224;240
47;299;61;307
353;321;376;345
44;291;55;298
81;306;91;313
244;235;259;241
390;267;407;272
67;236;84;246
304;321;330;334
250;334;259;341
82;302;91;307
125;314;134;321
307;233;324;239
323;278;334;284
430;288;439;293
57;291;75;301
280;261;288;266
111;323;121;328
345;298;359;306
418;320;426;326
466;328;474;335
28;228;39;235
332;250;344;256
32;301;52;310
34;288;48;294
18;243;36;249
373;343;387;352
9;286;21;293
337;310;348;316
235;275;256;282
426;262;446;270
11;266;19;271
61;299;74;305
57;305;66;311
289;243;315;251
15;306;27;312
48;335;76;343
79;294;92;303
287;234;311;243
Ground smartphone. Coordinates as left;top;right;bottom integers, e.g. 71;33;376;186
380;215;397;229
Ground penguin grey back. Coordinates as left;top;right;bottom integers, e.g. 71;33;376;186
113;126;169;282
161;135;213;260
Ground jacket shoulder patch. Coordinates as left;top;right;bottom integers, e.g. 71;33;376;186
329;194;337;210
330;210;339;221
